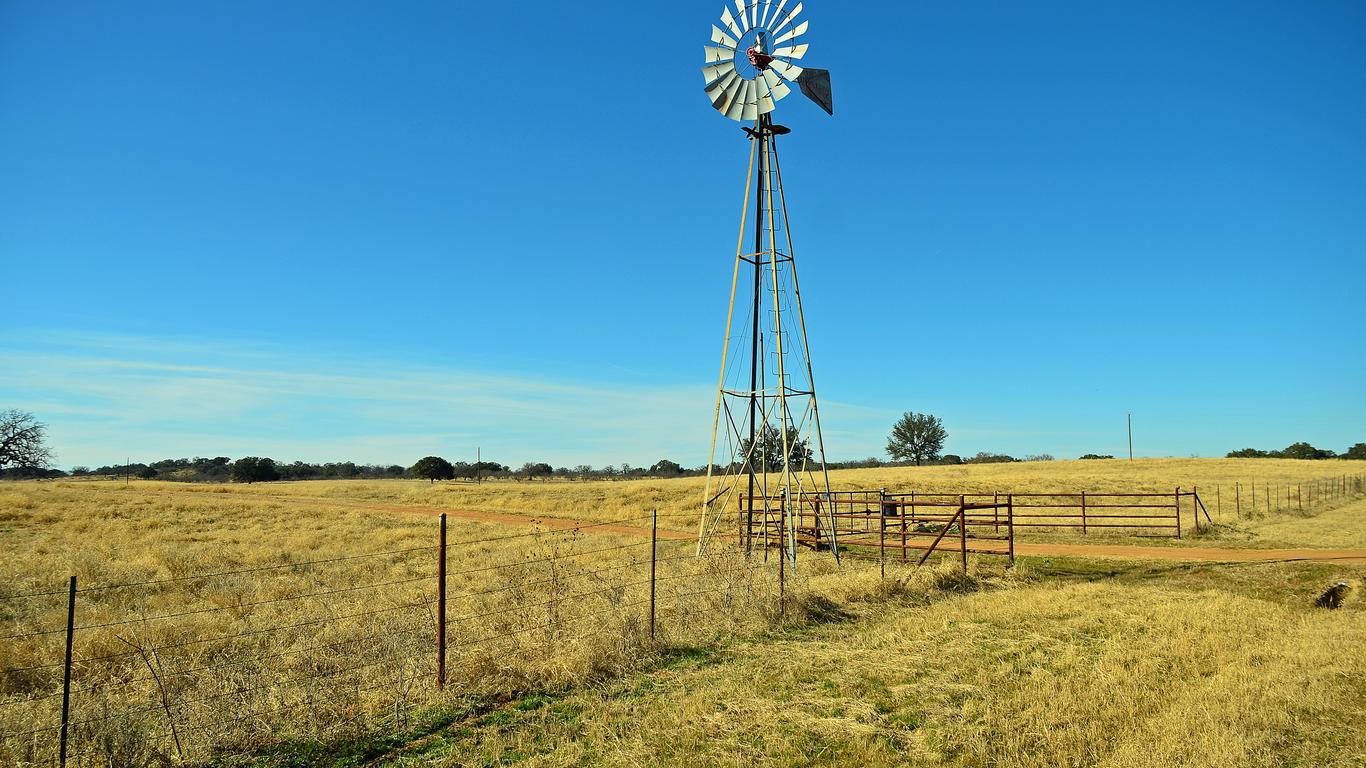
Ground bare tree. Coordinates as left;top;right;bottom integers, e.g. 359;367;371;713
0;410;54;470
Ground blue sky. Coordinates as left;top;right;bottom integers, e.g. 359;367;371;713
2;0;1363;469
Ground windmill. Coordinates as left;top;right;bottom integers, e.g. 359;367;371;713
697;1;839;562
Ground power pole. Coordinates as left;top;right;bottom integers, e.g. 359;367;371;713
476;446;481;485
1127;414;1133;461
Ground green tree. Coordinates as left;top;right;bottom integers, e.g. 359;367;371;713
1280;442;1336;460
411;456;456;483
886;412;947;466
230;457;280;484
1345;443;1366;461
739;423;812;473
519;462;554;479
650;459;684;476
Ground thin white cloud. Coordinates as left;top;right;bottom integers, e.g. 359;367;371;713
0;333;717;468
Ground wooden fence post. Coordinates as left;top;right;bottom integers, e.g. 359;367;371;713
1080;491;1088;536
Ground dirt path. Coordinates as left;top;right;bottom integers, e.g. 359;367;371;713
158;489;1366;563
1014;542;1366;563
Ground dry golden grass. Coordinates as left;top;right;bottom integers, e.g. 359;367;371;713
2;459;1363;766
0;483;789;766
396;566;1366;768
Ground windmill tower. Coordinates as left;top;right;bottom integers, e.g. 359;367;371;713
696;1;838;561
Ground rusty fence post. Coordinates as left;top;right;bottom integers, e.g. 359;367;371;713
958;495;968;575
878;490;887;580
649;509;658;641
59;575;76;768
900;498;908;563
1174;487;1182;539
436;513;447;691
1007;495;1015;565
1193;485;1199;533
1080;491;1088;536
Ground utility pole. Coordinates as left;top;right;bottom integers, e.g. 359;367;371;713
476;446;481;485
1127;414;1133;461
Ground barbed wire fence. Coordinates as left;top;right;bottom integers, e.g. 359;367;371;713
1;511;783;767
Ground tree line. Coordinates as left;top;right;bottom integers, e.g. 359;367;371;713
1227;442;1366;461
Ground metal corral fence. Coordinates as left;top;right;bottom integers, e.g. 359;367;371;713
0;511;775;767
742;472;1366;559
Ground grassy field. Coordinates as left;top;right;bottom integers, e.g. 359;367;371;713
2;458;1364;766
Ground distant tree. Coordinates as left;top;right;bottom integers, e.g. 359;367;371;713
1226;448;1270;459
1345;443;1366;461
1280;442;1336;461
1079;454;1115;460
0;410;54;471
1024;454;1055;462
650;459;684;476
71;466;91;476
886;412;946;467
938;454;963;466
138;467;159;480
410;456;456;483
740;423;813;473
519;462;554;480
966;452;1018;464
230;457;280;484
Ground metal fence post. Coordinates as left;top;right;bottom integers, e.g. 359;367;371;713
1080;491;1088;535
1192;486;1199;533
59;575;77;768
958;496;968;575
1174;487;1182;539
878;489;887;580
649;509;658;641
1007;495;1015;565
436;513;447;691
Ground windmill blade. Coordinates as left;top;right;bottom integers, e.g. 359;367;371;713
709;73;744;110
796;68;833;115
741;80;761;121
774;20;808;45
766;0;791;32
761;69;792;102
750;0;760;29
711;25;739;49
773;43;809;60
705;45;736;63
724;80;753;121
721;7;745;39
772;2;803;35
768;59;804;81
702;60;737;86
756;75;776;114
759;0;775;27
733;0;750;32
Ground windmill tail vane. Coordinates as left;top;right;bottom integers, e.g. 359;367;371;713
696;2;839;563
